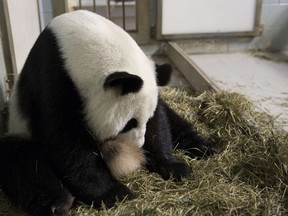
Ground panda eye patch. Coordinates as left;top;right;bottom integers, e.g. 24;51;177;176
120;118;138;133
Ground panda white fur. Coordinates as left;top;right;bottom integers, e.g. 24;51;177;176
9;11;157;148
0;10;216;216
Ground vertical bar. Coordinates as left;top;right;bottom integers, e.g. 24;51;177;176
79;0;82;9
52;0;67;16
254;0;263;35
134;0;137;32
93;0;96;12
129;0;150;44
122;0;125;30
36;0;42;30
0;0;17;90
156;0;163;40
107;0;111;19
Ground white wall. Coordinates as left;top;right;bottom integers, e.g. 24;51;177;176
161;0;257;35
7;0;40;73
176;0;288;53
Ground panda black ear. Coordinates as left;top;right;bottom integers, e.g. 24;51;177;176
155;63;172;86
104;72;143;95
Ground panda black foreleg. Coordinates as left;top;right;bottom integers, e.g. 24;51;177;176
42;128;135;209
143;99;191;181
56;151;135;209
0;135;74;216
160;98;218;158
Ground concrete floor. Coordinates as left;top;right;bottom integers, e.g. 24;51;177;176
189;52;288;130
141;44;288;130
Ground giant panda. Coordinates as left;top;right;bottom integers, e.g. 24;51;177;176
0;10;216;216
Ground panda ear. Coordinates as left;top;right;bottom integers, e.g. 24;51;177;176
104;72;143;95
155;63;172;86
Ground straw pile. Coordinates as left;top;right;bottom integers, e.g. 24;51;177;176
0;87;287;215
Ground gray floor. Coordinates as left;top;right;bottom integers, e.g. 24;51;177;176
141;44;288;131
189;52;288;131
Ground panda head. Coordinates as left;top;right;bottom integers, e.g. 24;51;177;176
49;10;172;148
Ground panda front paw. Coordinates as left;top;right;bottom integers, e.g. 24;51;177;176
176;130;219;158
96;183;135;208
161;161;191;181
179;138;219;158
147;158;191;181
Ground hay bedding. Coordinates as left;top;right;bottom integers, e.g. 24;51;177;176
1;87;288;215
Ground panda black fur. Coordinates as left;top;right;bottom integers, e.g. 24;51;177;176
0;11;216;216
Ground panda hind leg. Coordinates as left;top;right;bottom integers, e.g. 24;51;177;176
161;98;219;158
0;135;74;216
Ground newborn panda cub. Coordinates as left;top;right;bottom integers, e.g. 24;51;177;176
0;10;216;216
100;139;146;178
